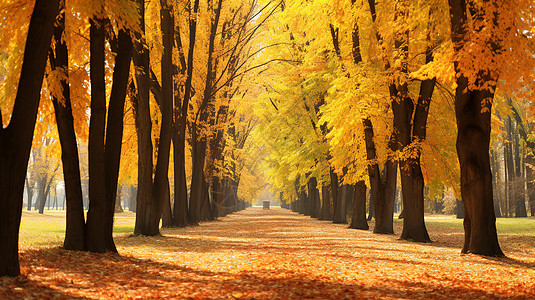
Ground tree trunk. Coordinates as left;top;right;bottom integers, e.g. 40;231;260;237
85;16;108;252
49;7;86;250
350;180;369;230
161;178;174;227
152;0;175;231
449;0;503;257
102;28;132;251
133;0;156;236
0;0;60;276
307;177;320;219
173;0;200;227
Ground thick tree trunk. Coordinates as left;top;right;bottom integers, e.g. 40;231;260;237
350;180;369;230
449;0;503;256
49;9;86;250
0;0;60;277
85;16;108;252
133;0;156;236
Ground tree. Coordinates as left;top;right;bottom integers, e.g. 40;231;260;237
0;0;60;277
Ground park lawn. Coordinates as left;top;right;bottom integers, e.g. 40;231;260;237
3;208;534;299
19;210;136;248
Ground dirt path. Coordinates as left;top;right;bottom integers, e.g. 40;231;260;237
3;207;535;299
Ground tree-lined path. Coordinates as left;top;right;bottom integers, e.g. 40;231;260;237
2;207;535;299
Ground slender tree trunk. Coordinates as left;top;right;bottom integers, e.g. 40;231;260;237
189;0;222;224
49;7;86;250
0;0;60;276
133;0;156;236
102;28;133;251
173;0;200;227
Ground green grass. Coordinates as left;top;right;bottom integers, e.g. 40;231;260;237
19;210;136;248
419;215;535;235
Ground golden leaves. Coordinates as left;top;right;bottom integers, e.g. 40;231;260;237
7;207;535;299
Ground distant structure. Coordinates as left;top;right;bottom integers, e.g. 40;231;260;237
263;200;270;210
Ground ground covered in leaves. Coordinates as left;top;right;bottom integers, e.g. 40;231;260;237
2;207;535;299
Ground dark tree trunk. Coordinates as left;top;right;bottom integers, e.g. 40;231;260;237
200;177;213;221
490;149;502;217
103;28;132;251
190;0;222;224
133;0;156;236
307;177;320;219
50;27;86;249
0;0;60;277
363;119;389;233
173;0;200;227
161;178;174;227
334;184;349;224
152;0;175;231
85;16;108;253
350;180;368;230
320;185;332;220
449;0;503;256
329;169;338;220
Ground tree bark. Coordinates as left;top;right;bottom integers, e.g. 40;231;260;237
103;28;132;251
350;180;369;230
189;0;222;224
449;0;503;256
49;7;86;250
85;16;108;252
173;0;200;227
0;0;60;276
133;0;156;236
152;0;175;230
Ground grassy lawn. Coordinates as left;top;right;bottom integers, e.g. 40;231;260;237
19;210;136;248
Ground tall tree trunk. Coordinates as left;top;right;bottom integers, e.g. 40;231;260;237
103;28;133;251
133;0;156;236
512;122;527;217
85;16;108;252
173;0;200;227
189;0;222;224
449;0;503;256
151;0;175;230
49;7;86;250
0;0;60;276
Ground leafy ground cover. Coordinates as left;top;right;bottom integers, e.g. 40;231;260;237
2;208;534;299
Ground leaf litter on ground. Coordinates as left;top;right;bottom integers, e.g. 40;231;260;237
1;207;535;299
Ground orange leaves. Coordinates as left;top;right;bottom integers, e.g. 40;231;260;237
6;208;535;299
